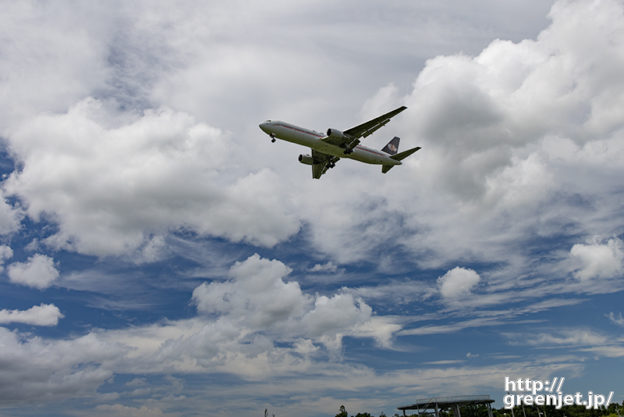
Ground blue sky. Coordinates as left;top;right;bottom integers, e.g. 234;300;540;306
1;1;624;416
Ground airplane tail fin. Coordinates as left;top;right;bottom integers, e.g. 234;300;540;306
382;146;421;174
381;136;400;155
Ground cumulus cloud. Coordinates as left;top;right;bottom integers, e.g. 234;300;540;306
0;303;64;326
4;100;300;257
0;327;123;404
570;238;624;280
192;254;398;350
7;254;59;289
281;0;624;278
437;267;481;299
348;0;624;271
192;254;308;328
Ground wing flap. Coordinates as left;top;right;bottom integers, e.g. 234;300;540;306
311;150;340;179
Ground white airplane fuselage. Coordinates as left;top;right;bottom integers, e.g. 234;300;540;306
259;121;401;166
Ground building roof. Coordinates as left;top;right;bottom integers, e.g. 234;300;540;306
398;395;495;411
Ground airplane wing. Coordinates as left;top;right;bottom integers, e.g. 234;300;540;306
322;106;407;152
344;106;407;139
311;150;340;179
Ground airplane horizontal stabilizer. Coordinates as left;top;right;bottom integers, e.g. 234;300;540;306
390;146;421;161
382;146;421;174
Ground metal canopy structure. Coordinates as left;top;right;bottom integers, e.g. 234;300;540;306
398;395;495;417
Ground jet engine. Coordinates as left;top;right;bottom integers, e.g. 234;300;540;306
326;128;347;140
298;154;314;165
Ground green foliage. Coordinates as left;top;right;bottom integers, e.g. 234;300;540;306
336;405;348;417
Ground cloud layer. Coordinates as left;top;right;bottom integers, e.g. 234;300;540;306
0;254;399;404
2;0;622;272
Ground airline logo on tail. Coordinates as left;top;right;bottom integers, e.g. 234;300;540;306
382;137;400;155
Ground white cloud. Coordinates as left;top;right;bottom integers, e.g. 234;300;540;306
507;328;624;358
0;2;111;132
437;267;481;299
570;238;624;280
20;254;391;387
7;254;59;289
0;191;21;236
349;279;436;305
606;312;624;327
0;303;64;326
191;254;398;351
289;0;624;274
0;318;583;412
4;100;300;257
0;245;13;272
0;253;398;389
309;261;339;273
0;327;123;404
192;254;308;329
93;404;167;417
530;329;609;346
303;293;373;350
352;0;624;271
1;0;622;277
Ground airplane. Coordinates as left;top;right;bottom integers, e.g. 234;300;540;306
259;106;420;179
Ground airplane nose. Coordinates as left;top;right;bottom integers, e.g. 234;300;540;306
259;123;268;133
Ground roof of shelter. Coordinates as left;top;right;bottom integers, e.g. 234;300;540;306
398;395;495;411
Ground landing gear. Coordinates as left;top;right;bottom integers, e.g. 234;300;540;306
271;138;276;143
